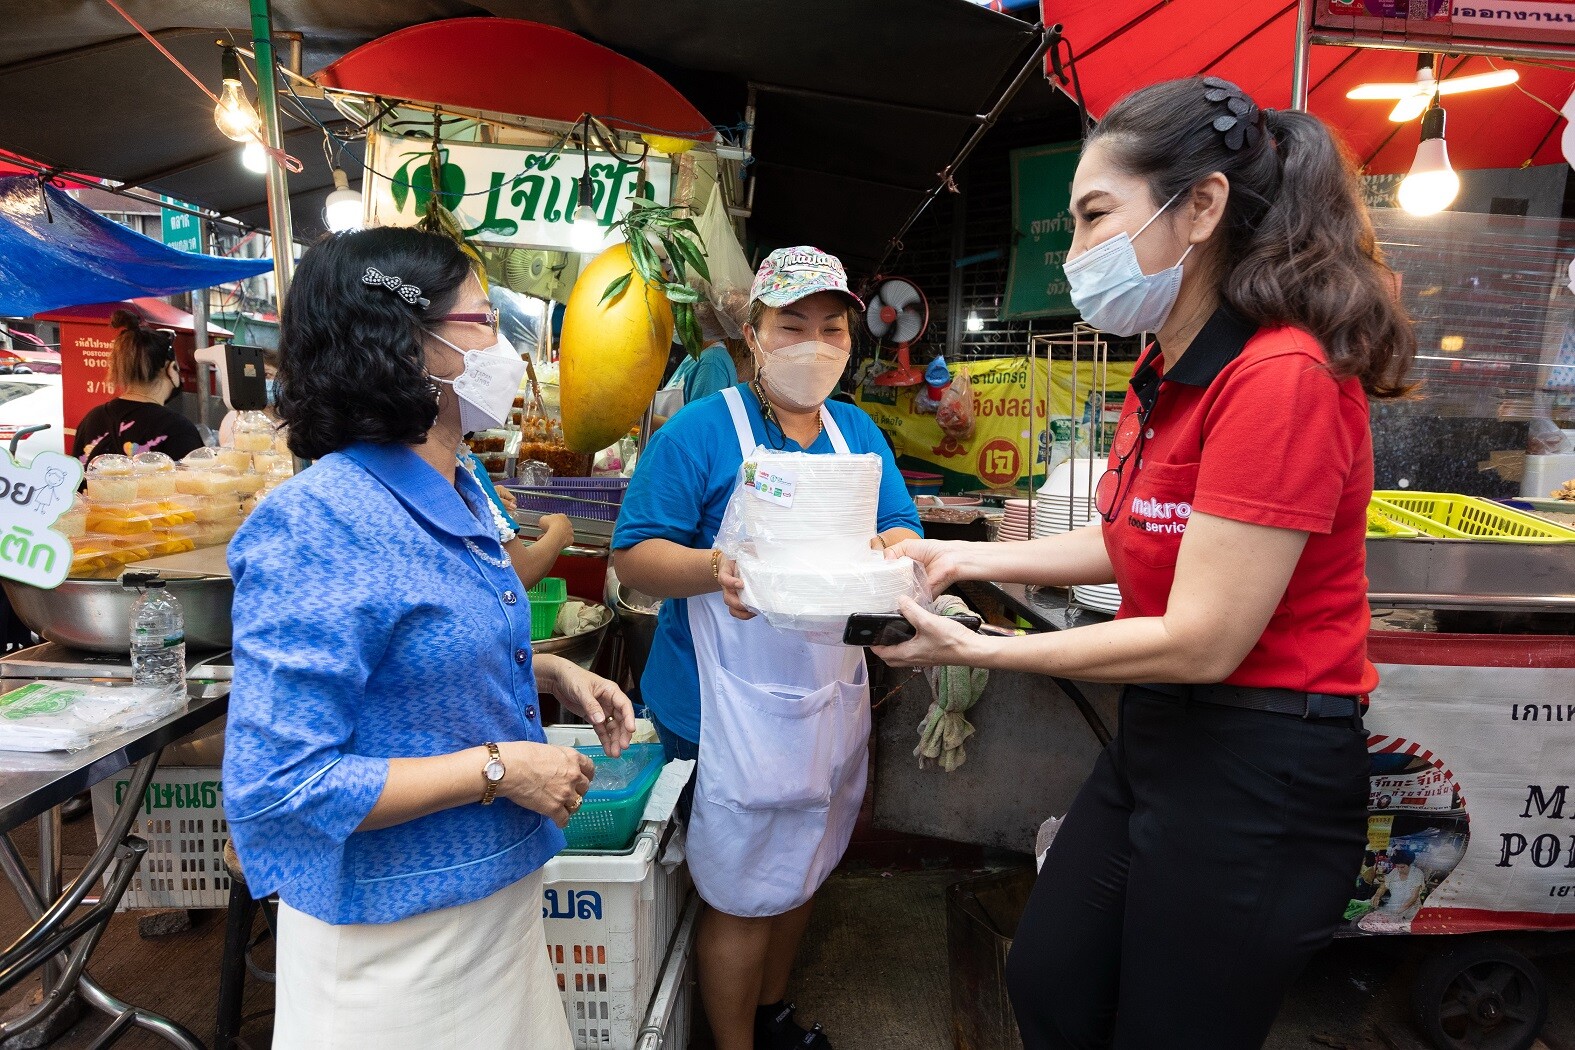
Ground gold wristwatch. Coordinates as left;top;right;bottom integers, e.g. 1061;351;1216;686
480;742;505;805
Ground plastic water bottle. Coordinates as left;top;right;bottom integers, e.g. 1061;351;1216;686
129;580;186;698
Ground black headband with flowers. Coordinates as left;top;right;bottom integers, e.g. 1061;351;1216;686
1202;77;1266;152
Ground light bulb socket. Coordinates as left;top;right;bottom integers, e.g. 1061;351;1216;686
1420;100;1447;142
575;173;596;215
220;46;242;85
331;167;350;191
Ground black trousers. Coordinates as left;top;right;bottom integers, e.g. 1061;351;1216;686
1006;686;1369;1049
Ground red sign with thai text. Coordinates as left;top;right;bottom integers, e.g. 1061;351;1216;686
59;321;118;442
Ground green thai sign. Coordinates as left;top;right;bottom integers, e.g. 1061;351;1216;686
160;197;202;254
1003;142;1081;319
364;132;672;252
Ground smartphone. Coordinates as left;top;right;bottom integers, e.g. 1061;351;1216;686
842;611;983;647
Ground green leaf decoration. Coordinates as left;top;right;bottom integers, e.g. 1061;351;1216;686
600;270;634;306
601;199;715;358
663;282;703;304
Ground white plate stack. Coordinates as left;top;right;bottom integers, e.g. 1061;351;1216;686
996;499;1033;542
1070;581;1123;615
1032;455;1102;538
1035;457;1124;615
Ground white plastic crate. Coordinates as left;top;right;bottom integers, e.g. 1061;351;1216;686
542;821;690;1049
543;723;692;1050
90;765;231;910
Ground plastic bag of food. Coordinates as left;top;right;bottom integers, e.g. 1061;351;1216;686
935;368;976;441
695;189;754;338
1529;417;1573;455
0;681;186;752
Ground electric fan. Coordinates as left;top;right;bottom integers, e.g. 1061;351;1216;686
866;277;929;387
501;249;580;301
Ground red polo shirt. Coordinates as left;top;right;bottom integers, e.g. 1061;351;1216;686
1101;307;1377;696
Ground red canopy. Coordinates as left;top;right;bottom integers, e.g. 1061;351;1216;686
1041;0;1575;175
315;18;714;140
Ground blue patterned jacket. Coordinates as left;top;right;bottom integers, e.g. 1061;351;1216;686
222;442;564;925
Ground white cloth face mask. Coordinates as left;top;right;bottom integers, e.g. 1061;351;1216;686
430;331;528;434
1062;192;1192;338
757;340;850;412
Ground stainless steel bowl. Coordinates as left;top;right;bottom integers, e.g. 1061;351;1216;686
3;575;235;653
531;601;613;664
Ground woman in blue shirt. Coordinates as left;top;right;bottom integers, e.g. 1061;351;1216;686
614;247;920;1050
224;227;635;1049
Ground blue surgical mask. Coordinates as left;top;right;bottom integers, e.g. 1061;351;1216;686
1062;192;1191;338
264;379;277;404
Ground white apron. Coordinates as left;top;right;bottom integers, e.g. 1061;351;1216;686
271;870;571;1050
685;387;872;918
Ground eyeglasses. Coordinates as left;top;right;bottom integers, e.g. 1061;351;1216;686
434;308;499;336
1094;396;1159;524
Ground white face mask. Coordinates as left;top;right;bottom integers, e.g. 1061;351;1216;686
755;339;849;412
430;331;527;434
1062;192;1192;338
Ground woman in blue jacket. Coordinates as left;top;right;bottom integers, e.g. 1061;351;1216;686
223;227;635;1049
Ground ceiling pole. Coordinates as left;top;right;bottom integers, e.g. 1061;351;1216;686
250;0;294;300
1290;0;1313;111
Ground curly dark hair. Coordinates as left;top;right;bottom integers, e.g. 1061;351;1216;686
276;227;475;460
1089;77;1416;399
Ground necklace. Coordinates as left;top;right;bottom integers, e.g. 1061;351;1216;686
752;380;823;449
463;537;513;569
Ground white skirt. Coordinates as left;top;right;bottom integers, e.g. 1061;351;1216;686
272;870;572;1050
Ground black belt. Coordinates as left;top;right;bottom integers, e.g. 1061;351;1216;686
1137;683;1361;721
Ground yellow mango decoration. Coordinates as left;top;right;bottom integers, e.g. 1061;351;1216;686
559;242;675;453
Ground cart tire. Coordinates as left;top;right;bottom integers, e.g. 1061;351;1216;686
1411;941;1548;1050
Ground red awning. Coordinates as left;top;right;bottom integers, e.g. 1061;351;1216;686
315;18;714;141
36;297;233;336
1042;0;1575;175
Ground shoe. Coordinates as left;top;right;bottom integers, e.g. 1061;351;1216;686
60;793;90;822
755;1002;832;1050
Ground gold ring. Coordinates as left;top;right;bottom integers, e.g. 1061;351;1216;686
568;797;582;813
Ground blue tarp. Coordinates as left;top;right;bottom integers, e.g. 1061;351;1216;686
0;176;272;317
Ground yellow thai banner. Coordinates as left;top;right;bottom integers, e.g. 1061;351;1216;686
855;357;1134;492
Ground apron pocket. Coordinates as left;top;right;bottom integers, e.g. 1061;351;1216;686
701;664;865;811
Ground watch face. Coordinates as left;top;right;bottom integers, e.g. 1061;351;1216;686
484;758;506;783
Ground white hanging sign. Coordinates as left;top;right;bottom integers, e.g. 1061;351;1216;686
0;451;83;590
364;132;671;252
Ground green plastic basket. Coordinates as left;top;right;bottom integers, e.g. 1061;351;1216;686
563;743;666;851
1371;491;1575;544
528;577;568;641
1365;499;1419;539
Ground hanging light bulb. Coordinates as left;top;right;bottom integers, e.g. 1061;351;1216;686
570;172;603;254
324;167;364;233
1397;97;1460;216
214;47;262;143
241;138;268;174
965;309;985;333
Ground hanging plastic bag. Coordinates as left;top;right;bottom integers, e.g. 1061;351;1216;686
695;188;755;339
935;367;976;441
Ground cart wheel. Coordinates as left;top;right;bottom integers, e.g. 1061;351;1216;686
1412;941;1548;1050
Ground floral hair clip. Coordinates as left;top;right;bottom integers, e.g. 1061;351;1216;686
362;267;430;309
1202;77;1262;152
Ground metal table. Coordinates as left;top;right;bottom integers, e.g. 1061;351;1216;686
964;581;1116;745
0;644;231;1049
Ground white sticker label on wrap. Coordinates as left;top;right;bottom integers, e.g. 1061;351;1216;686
746;463;797;508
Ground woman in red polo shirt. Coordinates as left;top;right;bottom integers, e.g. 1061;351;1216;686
878;76;1415;1050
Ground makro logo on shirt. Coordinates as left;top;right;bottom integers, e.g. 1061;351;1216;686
1128;495;1191;535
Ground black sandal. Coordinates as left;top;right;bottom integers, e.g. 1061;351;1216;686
755;1002;832;1050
